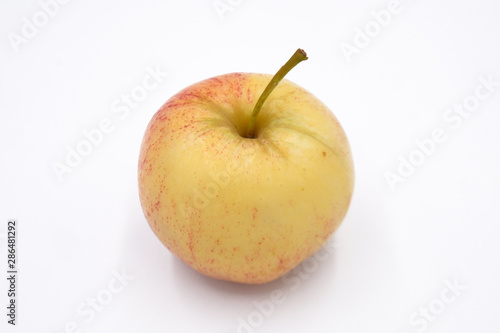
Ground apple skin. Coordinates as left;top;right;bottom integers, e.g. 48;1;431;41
138;72;354;284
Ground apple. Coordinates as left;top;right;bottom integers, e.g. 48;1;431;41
138;49;354;284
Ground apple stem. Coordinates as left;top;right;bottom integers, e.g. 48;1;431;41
245;48;308;138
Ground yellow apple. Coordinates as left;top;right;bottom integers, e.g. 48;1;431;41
138;49;354;284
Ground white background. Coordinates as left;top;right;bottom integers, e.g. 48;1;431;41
1;0;499;332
